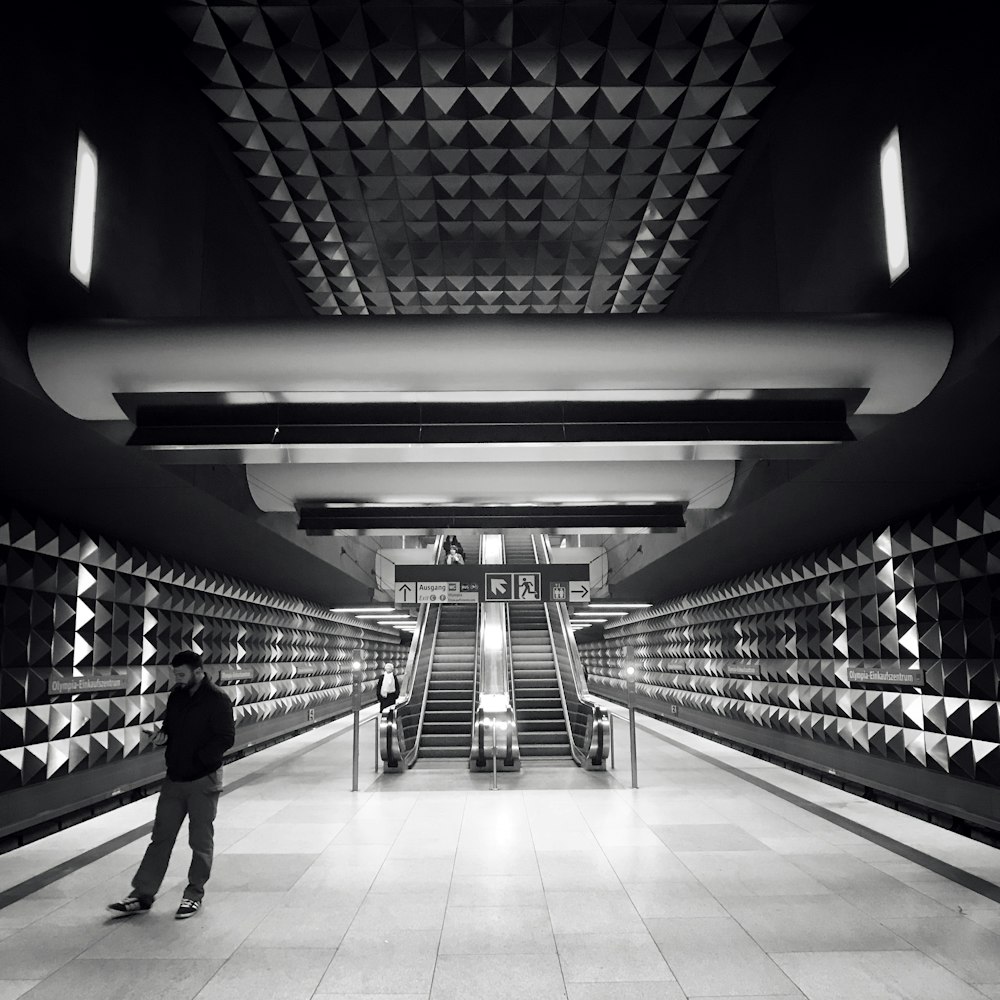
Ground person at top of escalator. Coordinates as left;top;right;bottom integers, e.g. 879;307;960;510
445;534;465;565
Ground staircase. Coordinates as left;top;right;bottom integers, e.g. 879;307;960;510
503;532;572;758
419;603;477;758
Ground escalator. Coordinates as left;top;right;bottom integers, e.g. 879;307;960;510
416;602;478;758
508;603;572;757
503;531;572;758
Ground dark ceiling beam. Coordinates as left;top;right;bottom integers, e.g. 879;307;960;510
128;399;853;447
297;503;686;533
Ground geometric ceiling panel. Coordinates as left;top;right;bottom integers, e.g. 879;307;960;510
171;1;811;316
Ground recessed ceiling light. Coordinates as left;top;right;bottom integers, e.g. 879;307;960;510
70;132;98;287
880;127;909;282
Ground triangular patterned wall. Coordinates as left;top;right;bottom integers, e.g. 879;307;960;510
170;1;809;315
0;504;405;795
579;490;1000;786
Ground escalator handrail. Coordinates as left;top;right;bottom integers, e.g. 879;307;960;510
535;533;606;762
537;533;599;707
405;604;440;766
470;601;482;753
530;534;586;766
393;532;445;713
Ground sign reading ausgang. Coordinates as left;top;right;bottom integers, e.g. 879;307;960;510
395;564;589;604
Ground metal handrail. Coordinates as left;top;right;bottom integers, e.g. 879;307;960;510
395;534;446;767
529;532;584;767
470;600;482;740
536;533;609;767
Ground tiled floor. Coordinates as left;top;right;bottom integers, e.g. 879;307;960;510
2;704;1000;1000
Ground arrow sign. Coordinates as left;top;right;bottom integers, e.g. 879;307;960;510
485;573;511;600
399;583;412;601
569;581;590;602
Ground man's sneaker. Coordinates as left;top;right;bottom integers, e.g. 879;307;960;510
175;898;201;919
107;896;151;917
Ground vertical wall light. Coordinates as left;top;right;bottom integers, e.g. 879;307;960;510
69;132;98;287
879;127;909;282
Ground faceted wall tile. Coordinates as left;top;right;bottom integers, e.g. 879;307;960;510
581;488;1000;787
0;504;408;794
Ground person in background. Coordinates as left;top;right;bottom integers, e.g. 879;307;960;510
377;662;399;713
445;534;465;564
107;650;235;920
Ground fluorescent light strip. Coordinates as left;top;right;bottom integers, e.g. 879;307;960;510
880;127;909;281
583;603;651;609
70;133;98;287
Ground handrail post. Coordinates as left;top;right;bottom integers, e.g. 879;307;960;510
609;712;615;769
626;666;638;789
351;660;362;791
491;716;498;790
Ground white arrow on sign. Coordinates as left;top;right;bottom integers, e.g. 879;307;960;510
569;581;590;601
490;576;509;597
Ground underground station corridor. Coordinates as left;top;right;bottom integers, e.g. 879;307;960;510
5;2;1000;999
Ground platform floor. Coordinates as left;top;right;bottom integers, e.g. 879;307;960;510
2;705;1000;1000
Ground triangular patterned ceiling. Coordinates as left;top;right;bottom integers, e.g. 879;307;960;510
171;1;810;316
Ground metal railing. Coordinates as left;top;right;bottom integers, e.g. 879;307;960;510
382;535;444;768
472;533;518;774
535;533;609;769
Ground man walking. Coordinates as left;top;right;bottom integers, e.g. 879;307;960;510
108;650;235;919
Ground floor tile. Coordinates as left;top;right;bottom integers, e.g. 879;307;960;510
565;984;685;1000
207;853;316;892
195;945;334;1000
599;846;692;883
439;905;554;954
646;916;798;996
0;923;114;979
347;889;448;934
536;851;620;890
676;851;830;899
772;950;987;1000
430;952;565;1000
11;958;221;1000
556;931;675;983
546;890;645;935
725;895;910;952
447;874;545;907
651;823;769;853
624;879;727;919
0;984;38;1000
242;904;358;948
880;915;1000;984
316;928;439;994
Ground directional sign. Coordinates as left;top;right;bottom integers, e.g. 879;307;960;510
394;563;589;604
417;581;449;603
485;573;512;600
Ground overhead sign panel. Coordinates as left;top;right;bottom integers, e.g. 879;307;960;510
396;563;589;604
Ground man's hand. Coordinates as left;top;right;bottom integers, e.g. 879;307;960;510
143;725;167;747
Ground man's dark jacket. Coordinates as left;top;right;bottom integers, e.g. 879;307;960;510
162;678;236;781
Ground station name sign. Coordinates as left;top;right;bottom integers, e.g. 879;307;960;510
394;564;591;604
49;674;127;695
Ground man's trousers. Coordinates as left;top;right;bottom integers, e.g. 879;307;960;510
131;770;223;903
